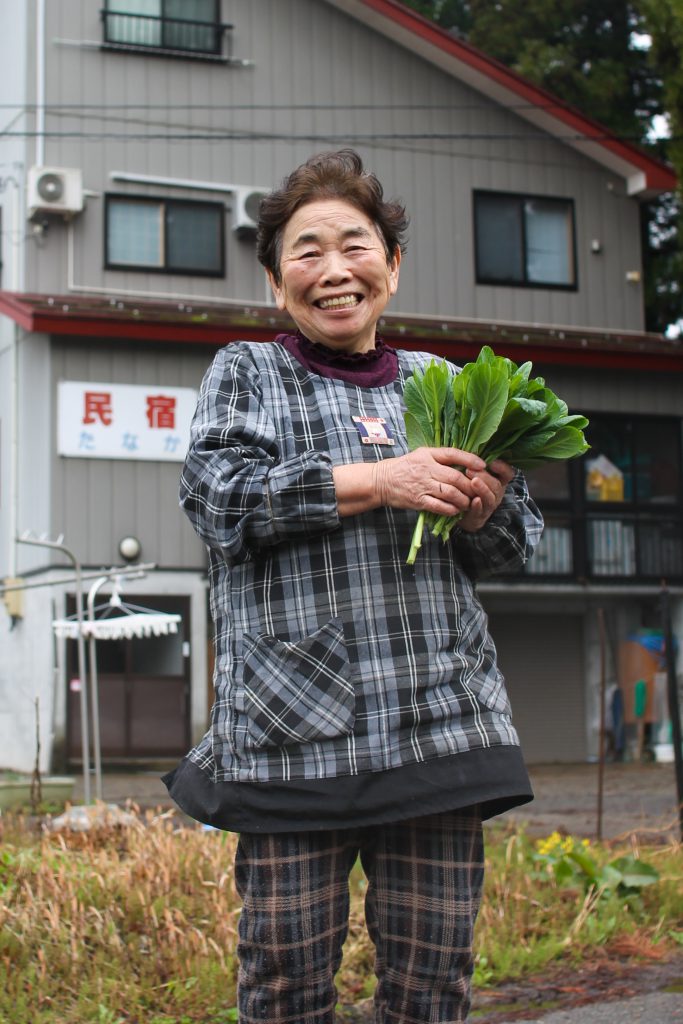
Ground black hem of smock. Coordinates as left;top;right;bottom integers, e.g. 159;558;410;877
162;744;533;833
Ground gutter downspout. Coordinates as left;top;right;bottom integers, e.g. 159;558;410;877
35;0;46;168
5;173;22;577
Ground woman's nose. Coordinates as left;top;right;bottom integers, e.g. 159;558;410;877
319;249;352;283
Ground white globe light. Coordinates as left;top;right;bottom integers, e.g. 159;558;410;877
118;536;141;561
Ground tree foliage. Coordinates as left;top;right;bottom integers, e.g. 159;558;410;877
401;0;682;334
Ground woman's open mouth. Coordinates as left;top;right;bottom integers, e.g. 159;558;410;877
316;294;361;310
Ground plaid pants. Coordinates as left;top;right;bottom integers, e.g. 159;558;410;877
234;807;484;1024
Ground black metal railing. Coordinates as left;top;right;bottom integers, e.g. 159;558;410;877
523;513;683;581
101;9;231;57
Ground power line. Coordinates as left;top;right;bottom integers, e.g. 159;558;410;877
1;129;669;143
0;100;631;113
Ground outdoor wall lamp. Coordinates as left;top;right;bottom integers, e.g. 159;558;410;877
118;535;142;562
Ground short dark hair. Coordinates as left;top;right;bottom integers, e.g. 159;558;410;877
256;149;409;283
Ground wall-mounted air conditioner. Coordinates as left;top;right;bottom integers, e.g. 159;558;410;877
27;166;85;219
233;188;268;238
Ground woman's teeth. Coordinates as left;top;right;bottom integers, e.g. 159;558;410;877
318;295;359;309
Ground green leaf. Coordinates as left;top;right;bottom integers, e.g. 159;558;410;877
442;375;457;450
568;848;599;881
476;345;497;365
422;360;450;446
451;363;474;445
405;410;433;450
404;375;436;449
508;361;533;396
553;859;576;886
482;397;548;461
607;855;659;889
460;361;509;453
528;425;590;461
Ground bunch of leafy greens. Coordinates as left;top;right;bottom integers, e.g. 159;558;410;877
403;346;589;564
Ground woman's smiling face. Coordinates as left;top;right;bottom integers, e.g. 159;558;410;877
267;198;401;354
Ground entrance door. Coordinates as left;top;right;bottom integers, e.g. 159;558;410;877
66;594;190;762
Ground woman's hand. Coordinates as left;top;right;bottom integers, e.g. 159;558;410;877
333;448;488;519
458;459;515;532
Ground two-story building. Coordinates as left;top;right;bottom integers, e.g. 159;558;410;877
1;0;681;776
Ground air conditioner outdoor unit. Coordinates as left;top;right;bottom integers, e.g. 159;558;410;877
27;166;85;219
233;188;268;237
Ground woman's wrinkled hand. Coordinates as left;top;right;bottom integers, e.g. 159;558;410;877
372;447;487;516
458;459;515;532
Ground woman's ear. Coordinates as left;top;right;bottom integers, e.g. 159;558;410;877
388;246;401;296
267;269;286;310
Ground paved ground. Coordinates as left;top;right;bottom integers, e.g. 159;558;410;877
500;761;681;840
73;759;682;840
493;991;683;1024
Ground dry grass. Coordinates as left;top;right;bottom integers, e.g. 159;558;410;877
0;810;681;1023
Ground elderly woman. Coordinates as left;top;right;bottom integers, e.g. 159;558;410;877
165;150;542;1024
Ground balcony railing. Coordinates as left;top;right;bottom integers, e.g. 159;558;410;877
523;514;683;581
101;9;231;57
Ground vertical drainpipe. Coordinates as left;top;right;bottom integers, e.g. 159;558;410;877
36;0;46;168
8;175;22;577
10;0;47;574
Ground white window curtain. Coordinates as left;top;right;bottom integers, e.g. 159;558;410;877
108;200;163;267
525;200;573;285
107;0;162;46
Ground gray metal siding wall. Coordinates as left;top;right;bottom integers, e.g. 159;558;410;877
533;366;683;418
28;0;644;330
50;337;211;568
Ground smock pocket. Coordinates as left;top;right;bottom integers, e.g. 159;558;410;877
242;617;355;749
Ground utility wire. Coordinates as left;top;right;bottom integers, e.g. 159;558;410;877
0;100;640;113
1;129;671;143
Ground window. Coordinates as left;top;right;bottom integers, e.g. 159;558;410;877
105;195;225;276
473;190;576;288
521;414;683;581
103;0;225;56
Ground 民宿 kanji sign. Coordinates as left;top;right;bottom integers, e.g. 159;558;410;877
58;381;197;461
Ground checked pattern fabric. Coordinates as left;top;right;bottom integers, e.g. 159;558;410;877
180;341;543;785
234;807;485;1024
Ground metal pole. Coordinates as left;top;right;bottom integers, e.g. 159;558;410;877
17;534;91;804
87;576;109;803
596;607;607;841
660;585;683;841
0;562;157;595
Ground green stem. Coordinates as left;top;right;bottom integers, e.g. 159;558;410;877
406;512;426;565
430;514;450;538
431;511;463;541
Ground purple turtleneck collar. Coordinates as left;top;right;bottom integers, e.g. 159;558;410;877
278;332;399;387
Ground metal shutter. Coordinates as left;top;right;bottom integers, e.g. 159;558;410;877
487;613;586;763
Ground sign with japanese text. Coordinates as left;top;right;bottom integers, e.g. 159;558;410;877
57;381;197;462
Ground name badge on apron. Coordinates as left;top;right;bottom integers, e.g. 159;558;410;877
352;416;395;446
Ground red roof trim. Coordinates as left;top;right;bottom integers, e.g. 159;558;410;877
2;290;682;372
352;0;676;192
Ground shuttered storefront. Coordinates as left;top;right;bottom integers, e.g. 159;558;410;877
487;613;586;763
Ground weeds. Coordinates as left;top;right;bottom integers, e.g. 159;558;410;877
0;811;680;1023
471;825;682;985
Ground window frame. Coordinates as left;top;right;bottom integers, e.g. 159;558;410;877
105;193;226;278
473;189;578;291
101;1;228;59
